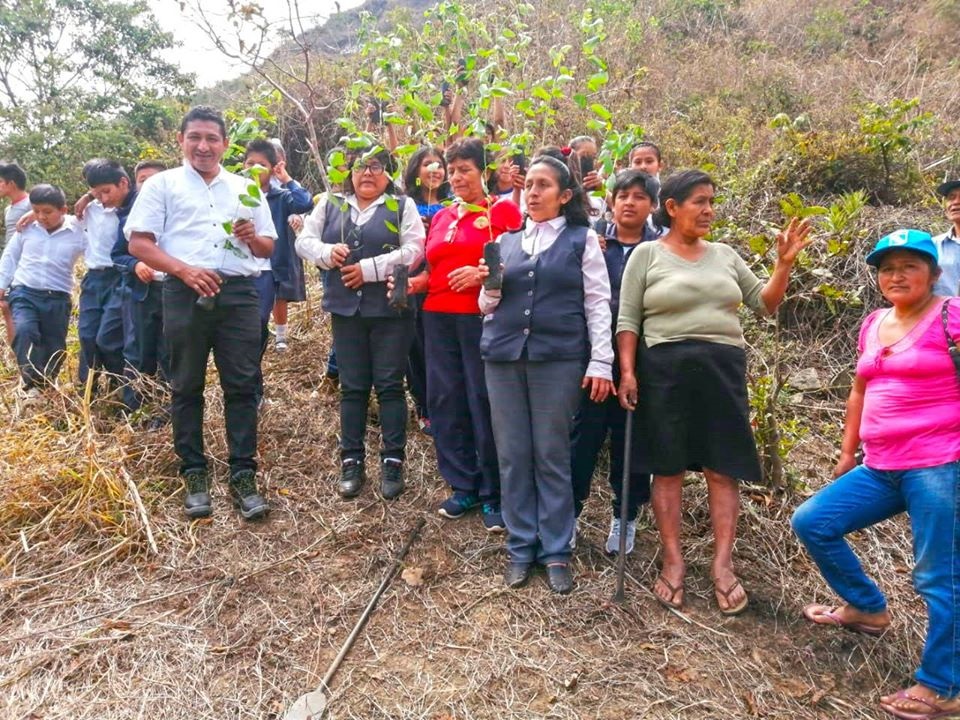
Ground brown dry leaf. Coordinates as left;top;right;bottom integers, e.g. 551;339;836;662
665;665;697;683
743;690;760;716
278;488;291;496
751;648;764;665
401;567;424;586
775;678;810;698
101;619;133;631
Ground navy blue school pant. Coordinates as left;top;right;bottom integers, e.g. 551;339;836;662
571;392;651;522
120;282;169;411
8;286;71;388
78;268;125;385
423;310;499;501
406;295;428;420
253;271;275;401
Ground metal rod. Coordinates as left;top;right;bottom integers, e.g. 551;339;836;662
613;409;634;603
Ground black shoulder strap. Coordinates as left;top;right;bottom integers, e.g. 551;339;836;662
941;299;960;381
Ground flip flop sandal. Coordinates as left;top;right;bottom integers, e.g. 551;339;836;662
713;577;749;616
802;604;887;637
653;575;684;610
880;689;960;719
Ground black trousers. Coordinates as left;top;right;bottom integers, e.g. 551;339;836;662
121;283;169;411
571;391;651;522
331;313;414;463
162;276;261;475
406;295;428;419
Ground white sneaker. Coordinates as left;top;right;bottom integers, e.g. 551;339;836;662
275;339;288;352
606;517;637;555
569;517;578;550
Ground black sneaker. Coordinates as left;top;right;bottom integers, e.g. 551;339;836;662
380;458;405;499
183;468;212;519
229;469;269;520
340;459;365;498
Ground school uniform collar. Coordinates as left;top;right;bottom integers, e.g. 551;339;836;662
523;215;566;237
26;216;79;236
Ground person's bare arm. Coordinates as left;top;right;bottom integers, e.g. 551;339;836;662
833;376;865;477
233;219;274;259
616;331;640;411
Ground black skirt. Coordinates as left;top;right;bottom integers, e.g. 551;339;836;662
632;339;762;483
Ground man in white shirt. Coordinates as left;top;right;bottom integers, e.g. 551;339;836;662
126;106;278;521
0;162;29;344
76;159;130;388
934;179;960;297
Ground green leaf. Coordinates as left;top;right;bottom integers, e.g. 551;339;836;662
247;183;262;199
221;221;234;235
590;103;612;121
532;86;551;102
587;72;608;92
573;94;587;109
384;220;399;233
239;196;261;208
385;196;400;212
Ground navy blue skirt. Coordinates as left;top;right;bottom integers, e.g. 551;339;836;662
633;339;762;483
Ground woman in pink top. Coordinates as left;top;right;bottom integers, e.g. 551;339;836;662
792;229;960;720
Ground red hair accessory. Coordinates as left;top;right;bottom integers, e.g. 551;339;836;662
561;146;572;156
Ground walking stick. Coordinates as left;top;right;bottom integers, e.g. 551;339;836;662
284;517;426;720
613;409;634;604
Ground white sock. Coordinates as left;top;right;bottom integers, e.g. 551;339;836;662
275;324;287;341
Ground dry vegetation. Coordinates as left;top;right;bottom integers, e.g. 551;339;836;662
2;0;959;717
0;280;934;719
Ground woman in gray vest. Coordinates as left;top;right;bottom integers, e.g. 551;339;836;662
478;155;615;594
296;146;425;500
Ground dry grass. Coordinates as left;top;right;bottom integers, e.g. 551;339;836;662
0;285;931;720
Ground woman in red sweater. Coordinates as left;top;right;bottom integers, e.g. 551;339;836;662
402;138;521;532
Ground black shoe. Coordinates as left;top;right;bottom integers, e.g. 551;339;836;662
229;469;269;520
545;563;573;595
380;458;405;499
504;562;532;588
183;468;212;519
339;459;365;498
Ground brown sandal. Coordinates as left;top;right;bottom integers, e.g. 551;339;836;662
714;577;749;616
654;575;684;610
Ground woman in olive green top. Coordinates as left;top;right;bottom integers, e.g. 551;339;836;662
616;169;811;615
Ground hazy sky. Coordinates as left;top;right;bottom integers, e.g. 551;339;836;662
148;0;365;87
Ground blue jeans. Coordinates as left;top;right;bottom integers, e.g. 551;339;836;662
792;462;960;697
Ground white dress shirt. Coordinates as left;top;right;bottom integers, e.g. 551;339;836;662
479;216;614;380
82;200;119;269
123;162;277;277
295;192;424;282
933;227;960;297
0;217;86;293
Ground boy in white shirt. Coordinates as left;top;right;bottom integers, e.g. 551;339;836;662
0;185;85;391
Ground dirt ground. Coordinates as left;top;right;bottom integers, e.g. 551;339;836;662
0;309;928;720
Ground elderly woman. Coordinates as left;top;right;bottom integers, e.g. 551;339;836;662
616;169;811;614
296;145;424;501
793;230;960;720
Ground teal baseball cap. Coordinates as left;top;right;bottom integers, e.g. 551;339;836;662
866;229;938;267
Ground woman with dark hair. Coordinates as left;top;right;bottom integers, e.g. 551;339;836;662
478;154;614;594
571;169;661;555
402;147;452;435
616;169;811;613
403;147;451;234
296;145;424;500
792;230;960;720
394;137;521;532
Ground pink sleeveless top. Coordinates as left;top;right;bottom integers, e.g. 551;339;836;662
856;301;960;470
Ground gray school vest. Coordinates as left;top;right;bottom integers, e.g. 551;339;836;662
480;225;589;362
320;197;406;317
